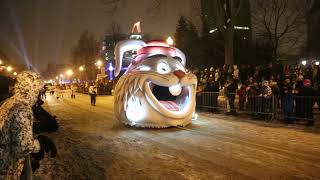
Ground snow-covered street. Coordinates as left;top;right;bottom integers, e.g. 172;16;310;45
34;93;320;180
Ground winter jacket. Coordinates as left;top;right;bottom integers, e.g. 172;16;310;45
89;86;97;95
259;86;273;98
0;71;43;180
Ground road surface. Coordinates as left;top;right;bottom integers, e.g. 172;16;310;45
34;93;320;180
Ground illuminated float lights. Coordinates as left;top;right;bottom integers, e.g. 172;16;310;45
130;21;142;40
130;34;142;40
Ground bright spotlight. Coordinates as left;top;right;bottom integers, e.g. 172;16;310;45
315;61;320;66
301;60;307;66
166;36;174;45
13;72;17;76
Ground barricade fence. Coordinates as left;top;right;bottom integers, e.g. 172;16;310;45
196;92;320;122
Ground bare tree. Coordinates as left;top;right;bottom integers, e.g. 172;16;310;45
107;22;122;35
100;0;168;15
100;0;121;15
215;0;244;65
105;22;126;47
251;0;308;61
71;31;99;80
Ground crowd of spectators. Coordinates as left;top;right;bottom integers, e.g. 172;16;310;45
192;62;320;126
74;79;116;95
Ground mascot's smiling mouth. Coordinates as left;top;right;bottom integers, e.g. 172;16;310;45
150;83;189;111
145;81;195;118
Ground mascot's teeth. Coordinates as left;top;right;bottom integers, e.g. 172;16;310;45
169;84;182;96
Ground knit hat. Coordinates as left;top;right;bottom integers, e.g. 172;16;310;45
303;79;311;86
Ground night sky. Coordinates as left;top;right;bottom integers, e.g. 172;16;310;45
0;0;200;72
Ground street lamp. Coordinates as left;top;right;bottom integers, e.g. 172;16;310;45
166;36;174;45
7;66;13;72
59;74;64;78
301;60;307;66
66;69;73;76
79;66;84;71
13;72;17;76
96;60;103;67
315;61;320;66
96;60;103;70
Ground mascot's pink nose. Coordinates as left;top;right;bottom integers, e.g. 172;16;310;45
174;70;186;78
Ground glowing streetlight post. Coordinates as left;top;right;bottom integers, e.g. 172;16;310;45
79;66;84;72
96;60;105;75
78;66;84;81
96;60;103;68
66;69;74;77
7;66;13;72
166;36;174;46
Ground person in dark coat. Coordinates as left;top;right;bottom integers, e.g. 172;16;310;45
0;75;15;103
204;76;220;112
246;81;259;116
294;76;305;118
298;79;317;126
31;95;59;172
225;78;238;115
238;85;246;111
281;83;294;124
32;96;59;134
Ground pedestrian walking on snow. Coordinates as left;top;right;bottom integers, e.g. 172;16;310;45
89;83;97;106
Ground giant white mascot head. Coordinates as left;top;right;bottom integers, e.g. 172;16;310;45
114;40;197;128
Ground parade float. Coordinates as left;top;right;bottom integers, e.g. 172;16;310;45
113;40;197;128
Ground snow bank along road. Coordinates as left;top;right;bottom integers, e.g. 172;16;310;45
34;93;320;180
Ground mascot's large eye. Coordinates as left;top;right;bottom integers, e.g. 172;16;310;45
157;62;170;74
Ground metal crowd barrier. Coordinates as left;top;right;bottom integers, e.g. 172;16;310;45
279;95;319;122
196;92;320;122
